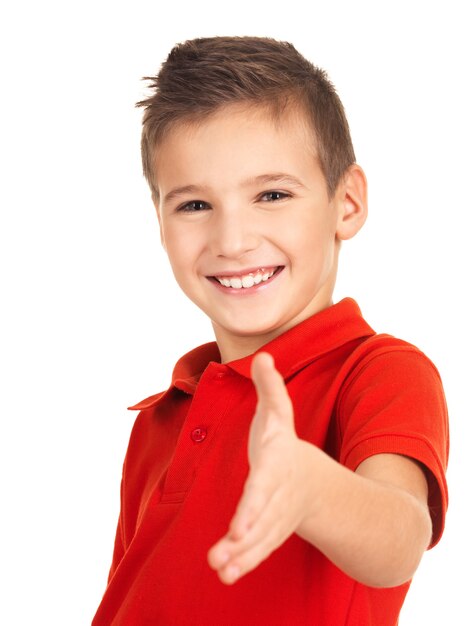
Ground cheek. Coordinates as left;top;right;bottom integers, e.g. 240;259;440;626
286;216;336;276
163;224;202;276
280;212;333;254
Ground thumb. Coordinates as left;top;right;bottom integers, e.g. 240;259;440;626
251;352;294;425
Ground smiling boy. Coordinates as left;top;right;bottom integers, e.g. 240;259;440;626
93;37;448;625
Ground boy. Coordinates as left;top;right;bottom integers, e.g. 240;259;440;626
93;37;448;625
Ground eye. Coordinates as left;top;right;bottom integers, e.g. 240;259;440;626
259;190;290;202
177;200;210;213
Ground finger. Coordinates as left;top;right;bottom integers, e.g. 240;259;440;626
207;539;231;570
217;519;288;585
251;352;293;420
231;486;286;553
209;485;287;570
208;479;279;569
209;516;279;581
228;476;275;540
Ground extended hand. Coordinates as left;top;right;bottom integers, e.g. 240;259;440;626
207;352;314;584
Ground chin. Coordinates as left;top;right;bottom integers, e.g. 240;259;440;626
216;316;285;338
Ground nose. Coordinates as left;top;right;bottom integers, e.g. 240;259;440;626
210;206;259;259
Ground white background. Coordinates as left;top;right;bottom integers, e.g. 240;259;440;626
1;1;468;624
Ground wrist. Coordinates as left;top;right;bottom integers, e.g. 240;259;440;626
295;439;336;534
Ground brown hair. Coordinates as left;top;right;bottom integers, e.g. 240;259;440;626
136;36;355;199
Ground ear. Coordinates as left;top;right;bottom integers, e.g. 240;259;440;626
334;164;368;241
152;192;166;250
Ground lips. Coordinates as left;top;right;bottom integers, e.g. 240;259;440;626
210;266;282;289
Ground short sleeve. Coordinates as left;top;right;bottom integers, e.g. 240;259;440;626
337;345;449;548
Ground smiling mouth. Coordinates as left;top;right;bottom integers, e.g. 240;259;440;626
210;266;283;290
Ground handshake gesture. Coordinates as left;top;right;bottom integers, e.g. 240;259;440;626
208;352;313;584
208;353;432;588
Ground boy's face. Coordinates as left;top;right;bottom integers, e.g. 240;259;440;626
153;104;364;360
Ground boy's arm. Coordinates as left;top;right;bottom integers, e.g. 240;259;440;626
207;352;432;588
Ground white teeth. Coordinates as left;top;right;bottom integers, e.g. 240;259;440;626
215;268;277;289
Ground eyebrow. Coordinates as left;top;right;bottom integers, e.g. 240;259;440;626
162;173;305;205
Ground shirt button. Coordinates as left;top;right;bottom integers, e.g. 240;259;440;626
190;427;207;443
215;371;226;380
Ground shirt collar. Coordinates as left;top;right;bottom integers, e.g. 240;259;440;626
128;298;375;411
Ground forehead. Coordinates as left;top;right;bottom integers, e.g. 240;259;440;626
162;101;316;148
154;103;320;191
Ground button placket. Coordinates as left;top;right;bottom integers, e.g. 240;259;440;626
160;365;233;500
190;426;207;443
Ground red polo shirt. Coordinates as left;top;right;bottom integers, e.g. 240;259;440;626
93;299;448;626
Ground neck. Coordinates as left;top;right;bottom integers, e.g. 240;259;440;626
213;296;334;364
212;326;284;364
